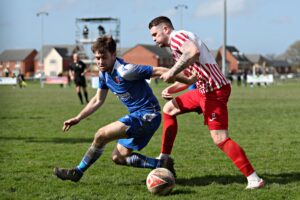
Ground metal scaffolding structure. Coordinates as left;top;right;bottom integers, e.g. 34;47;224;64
75;17;120;69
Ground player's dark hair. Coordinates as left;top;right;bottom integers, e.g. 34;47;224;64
148;16;174;29
92;35;116;54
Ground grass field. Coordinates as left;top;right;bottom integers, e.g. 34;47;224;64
0;80;300;200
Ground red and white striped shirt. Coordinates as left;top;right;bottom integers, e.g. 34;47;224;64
169;30;229;94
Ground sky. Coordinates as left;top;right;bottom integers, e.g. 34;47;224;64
0;0;299;56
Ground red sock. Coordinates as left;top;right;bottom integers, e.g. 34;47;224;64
161;113;178;154
217;138;255;177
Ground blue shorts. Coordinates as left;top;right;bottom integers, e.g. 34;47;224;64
118;111;161;151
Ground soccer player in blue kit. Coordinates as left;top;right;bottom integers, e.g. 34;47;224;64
54;35;195;182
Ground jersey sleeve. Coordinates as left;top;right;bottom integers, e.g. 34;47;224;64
117;63;153;81
170;32;190;52
98;72;108;89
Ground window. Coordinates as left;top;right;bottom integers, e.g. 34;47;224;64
50;59;57;64
15;61;21;68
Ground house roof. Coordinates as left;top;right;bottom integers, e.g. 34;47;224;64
35;44;81;60
226;45;251;63
117;47;131;57
53;47;69;58
0;49;36;61
245;54;290;67
270;60;290;67
141;44;172;58
245;54;261;63
124;44;172;58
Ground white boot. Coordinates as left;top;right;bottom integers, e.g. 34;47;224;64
246;172;265;189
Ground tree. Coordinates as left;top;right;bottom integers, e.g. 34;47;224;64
277;40;300;72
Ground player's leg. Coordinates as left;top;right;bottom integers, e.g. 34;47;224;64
159;99;180;158
159;89;202;159
54;121;128;182
76;85;84;104
211;130;264;189
112;112;162;169
112;112;176;176
112;144;162;168
83;86;89;103
82;78;89;103
211;130;255;177
206;86;264;189
112;144;176;176
77;121;128;172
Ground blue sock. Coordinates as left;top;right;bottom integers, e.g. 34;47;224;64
76;146;104;173
126;153;162;169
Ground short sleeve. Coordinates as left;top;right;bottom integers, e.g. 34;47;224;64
117;64;153;81
170;32;190;52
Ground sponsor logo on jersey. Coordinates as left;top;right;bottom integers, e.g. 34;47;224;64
114;76;121;84
209;113;216;121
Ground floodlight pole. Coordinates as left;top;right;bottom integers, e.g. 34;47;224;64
37;11;49;68
222;0;227;76
175;4;188;29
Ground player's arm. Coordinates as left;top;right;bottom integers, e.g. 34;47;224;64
81;61;88;76
62;88;108;132
161;40;200;82
161;82;189;100
69;69;74;80
151;66;196;85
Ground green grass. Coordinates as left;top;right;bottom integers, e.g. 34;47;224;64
0;80;300;200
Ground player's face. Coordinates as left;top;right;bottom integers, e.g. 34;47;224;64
150;25;169;47
94;50;116;72
73;54;78;62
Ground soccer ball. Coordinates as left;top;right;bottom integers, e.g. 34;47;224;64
146;168;175;195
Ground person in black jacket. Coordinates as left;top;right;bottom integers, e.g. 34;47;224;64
69;53;89;104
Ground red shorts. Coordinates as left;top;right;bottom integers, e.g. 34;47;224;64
175;85;231;130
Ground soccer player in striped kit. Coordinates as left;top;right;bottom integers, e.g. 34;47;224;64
148;16;264;189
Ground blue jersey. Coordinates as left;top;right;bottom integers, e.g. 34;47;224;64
98;58;161;114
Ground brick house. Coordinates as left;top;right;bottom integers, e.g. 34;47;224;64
216;46;252;74
34;45;81;75
246;54;291;75
0;49;37;78
43;47;75;76
122;44;174;67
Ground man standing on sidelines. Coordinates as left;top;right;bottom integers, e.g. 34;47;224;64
54;35;196;182
148;16;264;189
69;53;89;104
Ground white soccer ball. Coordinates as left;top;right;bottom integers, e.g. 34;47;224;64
146;168;175;195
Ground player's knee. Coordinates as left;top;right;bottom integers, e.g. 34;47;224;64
210;130;228;145
93;128;109;146
163;100;177;115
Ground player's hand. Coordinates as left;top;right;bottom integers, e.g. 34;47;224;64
187;71;197;85
160;71;175;83
161;89;173;100
62;117;80;132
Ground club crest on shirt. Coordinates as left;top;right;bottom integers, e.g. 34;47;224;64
114;76;121;84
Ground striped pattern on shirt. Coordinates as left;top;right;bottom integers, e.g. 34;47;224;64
169;30;229;93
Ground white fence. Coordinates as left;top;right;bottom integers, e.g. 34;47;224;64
0;77;17;85
247;74;274;85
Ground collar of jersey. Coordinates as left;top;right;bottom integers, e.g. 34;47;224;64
168;30;176;46
110;57;125;74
